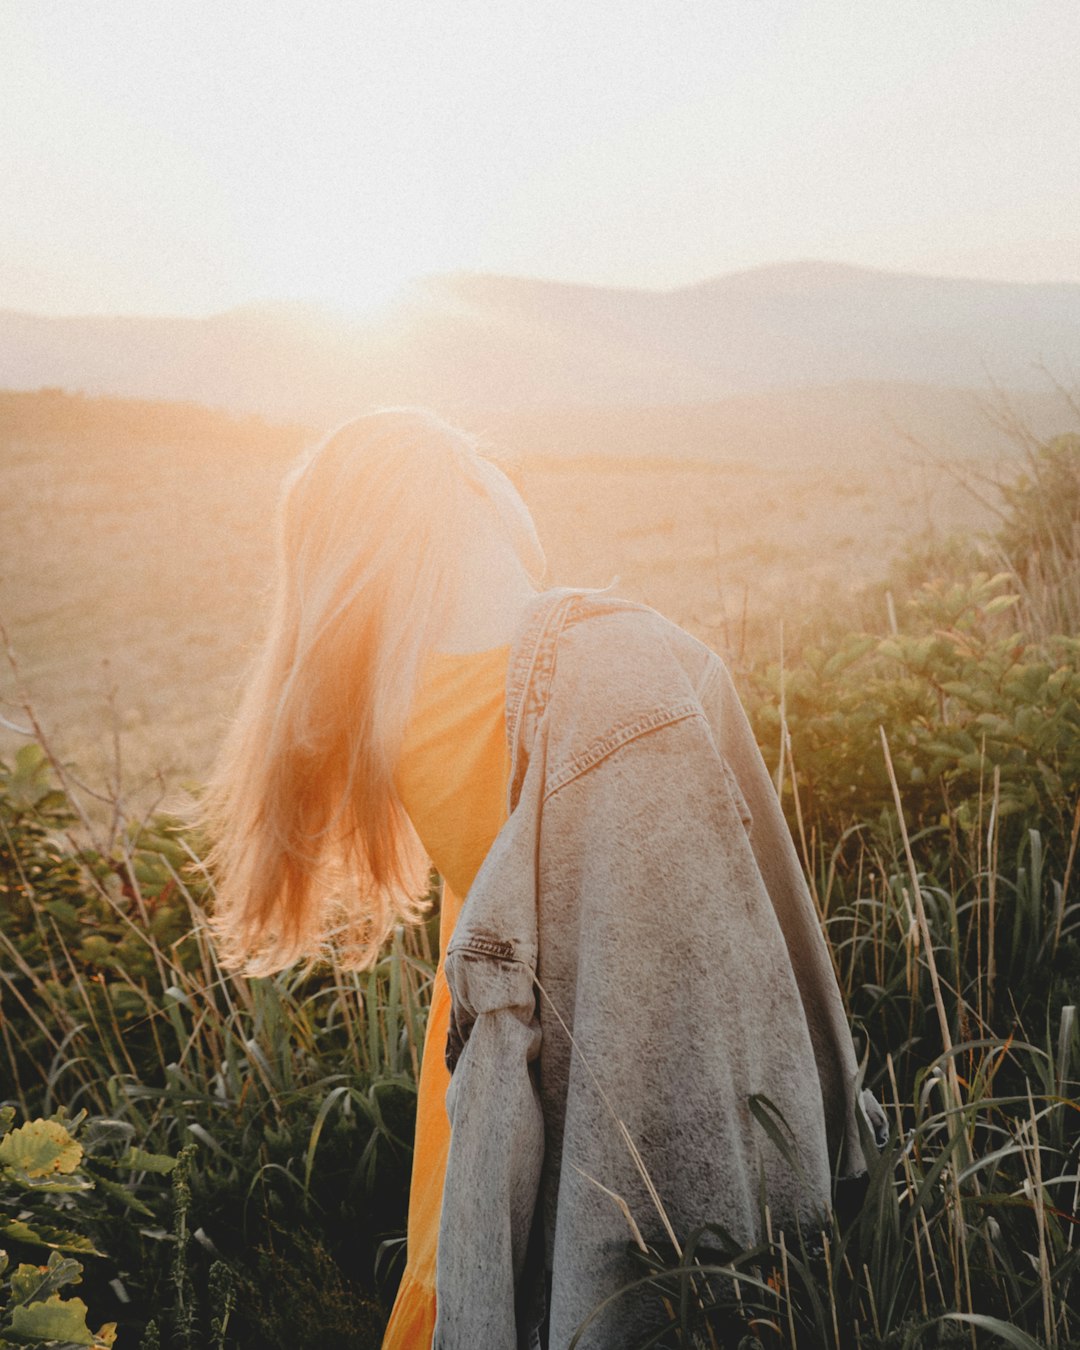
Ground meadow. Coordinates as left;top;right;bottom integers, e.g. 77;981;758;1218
1;390;1078;1347
0;390;993;792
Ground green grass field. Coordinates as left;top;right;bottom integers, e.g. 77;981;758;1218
1;391;1077;1348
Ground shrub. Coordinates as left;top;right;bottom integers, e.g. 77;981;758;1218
0;1104;177;1347
745;434;1080;1084
996;431;1080;637
1;747;430;1346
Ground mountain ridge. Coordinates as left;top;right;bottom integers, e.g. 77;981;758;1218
4;258;1080;324
1;261;1077;431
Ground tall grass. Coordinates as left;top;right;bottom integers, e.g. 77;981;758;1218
6;725;1076;1346
2;429;1078;1346
0;732;436;1345
575;890;1077;1338
600;434;1080;1347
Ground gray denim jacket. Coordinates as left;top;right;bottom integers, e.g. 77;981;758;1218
433;590;870;1350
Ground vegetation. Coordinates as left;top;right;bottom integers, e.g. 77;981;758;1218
0;1104;174;1349
0;743;429;1346
1;429;1078;1346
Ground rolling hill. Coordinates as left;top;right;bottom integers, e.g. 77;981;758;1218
1;262;1077;434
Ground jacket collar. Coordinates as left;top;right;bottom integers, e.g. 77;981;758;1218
504;588;581;812
504;586;644;811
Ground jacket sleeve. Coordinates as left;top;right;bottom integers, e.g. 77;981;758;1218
699;656;870;1180
433;807;546;1350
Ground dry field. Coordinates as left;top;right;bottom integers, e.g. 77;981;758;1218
0;395;998;807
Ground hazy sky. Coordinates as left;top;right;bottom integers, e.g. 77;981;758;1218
3;1;1079;317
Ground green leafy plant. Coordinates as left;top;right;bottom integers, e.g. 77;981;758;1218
0;1105;175;1263
1;1248;118;1349
996;431;1080;638
1;745;431;1345
4;416;1079;1345
0;1104;176;1348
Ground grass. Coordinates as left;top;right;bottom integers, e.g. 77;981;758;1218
4;648;1077;1346
1;408;1078;1346
0;732;435;1346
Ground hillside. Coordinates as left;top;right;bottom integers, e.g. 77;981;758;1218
2;262;1078;428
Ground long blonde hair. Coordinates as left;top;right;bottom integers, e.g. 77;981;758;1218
199;407;545;975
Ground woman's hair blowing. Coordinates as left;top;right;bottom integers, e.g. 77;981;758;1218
198;407;543;974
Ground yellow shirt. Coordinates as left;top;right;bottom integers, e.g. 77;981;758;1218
382;644;511;1348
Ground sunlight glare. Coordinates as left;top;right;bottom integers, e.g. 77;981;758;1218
328;267;415;323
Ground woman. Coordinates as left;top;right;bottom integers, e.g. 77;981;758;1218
202;408;874;1350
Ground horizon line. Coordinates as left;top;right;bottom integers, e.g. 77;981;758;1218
4;256;1080;325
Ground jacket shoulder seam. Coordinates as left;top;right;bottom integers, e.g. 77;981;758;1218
543;702;705;801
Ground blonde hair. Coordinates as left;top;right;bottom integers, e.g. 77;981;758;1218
199;407;544;975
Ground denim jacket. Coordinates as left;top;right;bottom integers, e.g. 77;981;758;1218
433;590;870;1350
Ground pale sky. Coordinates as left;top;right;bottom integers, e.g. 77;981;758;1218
2;1;1079;317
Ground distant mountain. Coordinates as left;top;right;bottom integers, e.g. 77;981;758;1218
1;262;1077;433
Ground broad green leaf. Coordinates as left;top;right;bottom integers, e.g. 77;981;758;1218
0;1119;84;1178
1;1214;104;1256
7;1293;114;1346
9;1251;84;1304
7;743;52;810
115;1146;178;1174
87;1170;156;1218
11;1174;96;1194
982;592;1020;616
